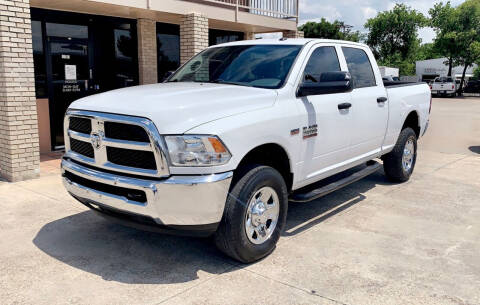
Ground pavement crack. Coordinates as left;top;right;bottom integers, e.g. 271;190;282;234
242;267;350;305
429;155;470;174
154;264;238;305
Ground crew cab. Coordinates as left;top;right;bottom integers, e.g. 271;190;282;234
431;76;457;97
61;39;431;263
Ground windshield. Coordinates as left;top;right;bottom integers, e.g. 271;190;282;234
435;77;453;83
168;45;302;89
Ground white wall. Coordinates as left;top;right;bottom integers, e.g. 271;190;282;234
416;58;478;81
379;66;399;77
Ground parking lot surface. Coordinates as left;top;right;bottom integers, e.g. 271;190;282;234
1;97;479;305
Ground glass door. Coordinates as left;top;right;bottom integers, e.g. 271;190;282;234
46;23;92;149
32;9;139;151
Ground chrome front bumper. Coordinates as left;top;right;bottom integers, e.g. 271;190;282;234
61;158;233;228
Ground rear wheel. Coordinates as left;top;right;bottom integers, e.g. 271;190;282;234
214;165;288;263
383;127;418;182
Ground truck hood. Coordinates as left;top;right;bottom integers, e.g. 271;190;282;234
69;82;277;134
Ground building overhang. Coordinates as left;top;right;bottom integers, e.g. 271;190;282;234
30;0;298;32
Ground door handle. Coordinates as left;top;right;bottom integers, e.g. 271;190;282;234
377;97;388;103
338;103;352;110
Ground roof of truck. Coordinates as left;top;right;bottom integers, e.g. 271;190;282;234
210;38;367;48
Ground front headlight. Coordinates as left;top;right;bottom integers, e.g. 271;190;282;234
165;135;231;166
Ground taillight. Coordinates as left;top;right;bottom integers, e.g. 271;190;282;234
429;95;432;113
452;85;455;90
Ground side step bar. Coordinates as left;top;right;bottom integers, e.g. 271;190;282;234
289;161;381;203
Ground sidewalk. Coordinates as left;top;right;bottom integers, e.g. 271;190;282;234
39;152;63;176
0;98;479;305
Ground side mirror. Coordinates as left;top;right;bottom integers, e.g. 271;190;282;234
297;71;353;97
162;71;175;82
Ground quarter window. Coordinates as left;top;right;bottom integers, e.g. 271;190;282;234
342;47;376;88
303;47;341;83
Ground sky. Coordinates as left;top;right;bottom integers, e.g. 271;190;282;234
297;0;466;43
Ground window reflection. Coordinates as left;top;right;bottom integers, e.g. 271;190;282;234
32;20;47;98
157;23;180;82
303;47;341;83
46;22;88;39
169;45;301;89
342;47;376;88
209;29;244;46
114;26;136;88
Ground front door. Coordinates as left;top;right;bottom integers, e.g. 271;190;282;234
296;45;353;184
46;22;93;149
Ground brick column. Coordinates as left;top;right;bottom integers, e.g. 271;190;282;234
244;32;256;40
282;30;304;39
0;0;40;182
137;19;157;84
180;13;208;64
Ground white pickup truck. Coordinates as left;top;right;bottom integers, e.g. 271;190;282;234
431;76;457;97
61;39;431;263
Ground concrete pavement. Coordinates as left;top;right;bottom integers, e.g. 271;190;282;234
0;97;479;305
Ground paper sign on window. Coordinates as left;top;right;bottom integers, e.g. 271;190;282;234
65;65;77;81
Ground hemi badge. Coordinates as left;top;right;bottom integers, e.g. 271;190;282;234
303;125;318;139
290;128;300;136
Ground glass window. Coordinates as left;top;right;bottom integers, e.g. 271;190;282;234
114;25;137;88
157;23;180;82
169;45;302;89
435;77;453;83
46;22;88;39
342;47;376;88
209;29;244;46
32;20;47;98
303;47;340;83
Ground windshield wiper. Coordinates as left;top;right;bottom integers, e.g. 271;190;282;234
209;79;251;87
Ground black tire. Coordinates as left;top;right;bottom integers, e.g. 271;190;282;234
214;165;288;263
383;127;418;182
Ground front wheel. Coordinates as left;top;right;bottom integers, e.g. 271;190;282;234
383;127;418;182
214;165;288;263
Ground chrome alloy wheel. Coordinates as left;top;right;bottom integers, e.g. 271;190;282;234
402;138;415;172
245;186;280;245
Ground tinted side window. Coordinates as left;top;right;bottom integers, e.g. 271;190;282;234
342;47;376;88
303;47;340;83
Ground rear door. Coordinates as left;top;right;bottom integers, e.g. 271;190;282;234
295;44;353;184
340;46;388;160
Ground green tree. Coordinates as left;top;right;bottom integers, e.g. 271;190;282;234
429;2;461;76
365;4;427;75
453;0;480;94
416;43;443;61
473;66;480;80
299;19;363;42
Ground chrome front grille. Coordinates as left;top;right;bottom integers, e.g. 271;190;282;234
69;117;92;134
104;122;150;142
70;138;94;158
106;147;157;170
64;110;169;178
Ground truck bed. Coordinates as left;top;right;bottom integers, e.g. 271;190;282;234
383;81;426;88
